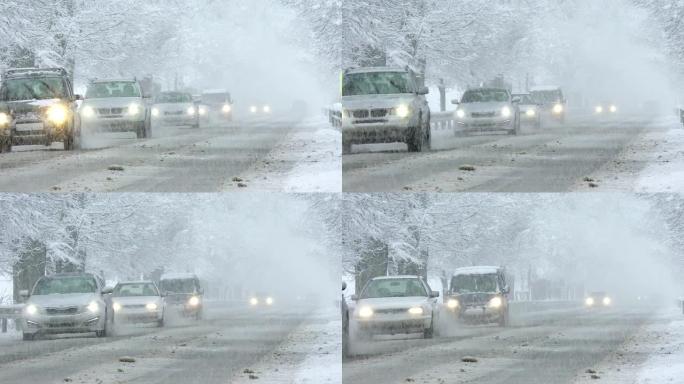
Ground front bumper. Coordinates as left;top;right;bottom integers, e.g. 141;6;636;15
342;117;416;145
11;120;71;143
22;311;105;335
352;313;431;335
456;117;513;132
113;308;162;323
450;305;504;323
82;117;144;132
154;114;197;126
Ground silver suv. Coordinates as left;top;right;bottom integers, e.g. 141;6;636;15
80;79;152;138
341;67;431;154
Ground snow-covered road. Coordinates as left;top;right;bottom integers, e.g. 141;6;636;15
0;303;339;384
343;305;671;384
0;117;339;192
342;115;667;192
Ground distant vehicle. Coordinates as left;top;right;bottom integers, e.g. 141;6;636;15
151;91;199;128
512;93;541;129
453;88;520;135
342;282;349;357
200;89;233;122
593;102;618;115
248;291;275;307
0;67;81;152
248;102;272;115
158;273;203;319
585;291;612;307
80;79;152;138
20;272;108;340
341;66;431;154
529;85;566;123
445;266;510;326
350;275;439;340
107;281;165;327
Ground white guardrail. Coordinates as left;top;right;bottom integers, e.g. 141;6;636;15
0;304;24;333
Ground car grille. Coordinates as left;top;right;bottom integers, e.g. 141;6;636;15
370;109;389;118
46;306;79;315
164;111;184;116
96;107;125;116
47;322;76;328
123;304;147;309
374;308;410;315
352;110;369;118
471;112;496;118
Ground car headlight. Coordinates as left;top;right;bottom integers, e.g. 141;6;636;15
222;104;231;113
199;106;207;116
112;302;122;312
250;106;258;113
358;306;374;318
188;296;200;306
81;106;95;119
595;106;603;114
187;106;196;116
25;304;38;315
602;297;611;306
501;106;512;118
263;105;271;113
151;108;159;117
146;302;158;311
553;104;563;114
585;297;595;306
396;104;410;118
87;301;99;313
408;307;424;315
526;108;536;117
447;299;459;309
0;112;10;127
488;296;503;308
249;297;259;306
456;109;465;119
128;103;141;116
609;105;617;113
47;104;68;125
265;297;273;305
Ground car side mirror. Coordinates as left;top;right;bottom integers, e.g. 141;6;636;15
416;86;429;95
73;94;82;101
451;99;460;105
430;290;440;298
512;97;521;104
503;287;510;294
102;287;113;295
19;289;29;298
342;282;347;291
350;294;358;301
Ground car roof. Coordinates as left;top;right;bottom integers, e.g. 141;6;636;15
160;272;197;280
465;87;509;93
345;66;408;74
202;89;229;94
530;85;561;92
371;275;422;280
453;266;501;276
89;79;138;84
45;272;96;278
116;280;156;285
3;67;67;79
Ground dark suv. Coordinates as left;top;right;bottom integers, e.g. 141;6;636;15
0;67;81;152
445;266;510;326
158;273;203;319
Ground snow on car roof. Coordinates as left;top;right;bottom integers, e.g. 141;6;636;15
202;89;229;94
452;266;501;276
90;78;137;83
529;85;561;91
371;275;422;280
159;273;197;280
117;280;155;285
346;66;407;74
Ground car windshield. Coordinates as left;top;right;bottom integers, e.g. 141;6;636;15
202;93;230;104
32;276;98;295
155;93;192;103
461;89;509;103
86;82;141;98
451;274;498;294
516;94;536;104
531;90;562;103
159;278;198;293
113;283;159;297
343;72;411;96
361;278;427;298
1;77;66;101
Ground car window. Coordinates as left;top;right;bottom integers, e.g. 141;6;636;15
159;278;198;293
461;89;509;103
361;278;428;298
1;77;66;101
113;283;159;297
202;93;230;103
531;90;562;103
450;274;498;294
86;82;141;98
343;72;412;96
33;276;98;295
155;93;192;103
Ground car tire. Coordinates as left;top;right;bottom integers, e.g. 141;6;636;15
157;317;164;327
407;123;424;153
0;136;11;153
498;308;509;327
22;332;35;341
342;141;352;155
424;316;434;339
144;117;152;138
423;115;431;151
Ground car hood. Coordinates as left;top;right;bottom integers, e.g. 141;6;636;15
356;296;429;310
82;97;142;108
154;102;193;112
519;103;537;109
112;296;161;305
342;94;415;110
5;98;62;114
28;293;100;308
459;102;510;112
451;292;497;305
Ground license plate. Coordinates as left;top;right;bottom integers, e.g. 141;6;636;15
15;122;44;132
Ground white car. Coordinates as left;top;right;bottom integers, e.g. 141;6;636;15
453;88;520;135
80;79;151;138
350;275;439;339
20;273;108;340
151;92;199;128
108;281;165;327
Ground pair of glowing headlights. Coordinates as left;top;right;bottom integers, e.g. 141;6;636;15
25;301;100;316
249;297;274;306
595;105;617;114
456;106;512;119
81;104;142;118
356;306;424;318
250;105;271;114
112;301;159;312
585;296;611;306
446;296;503;309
